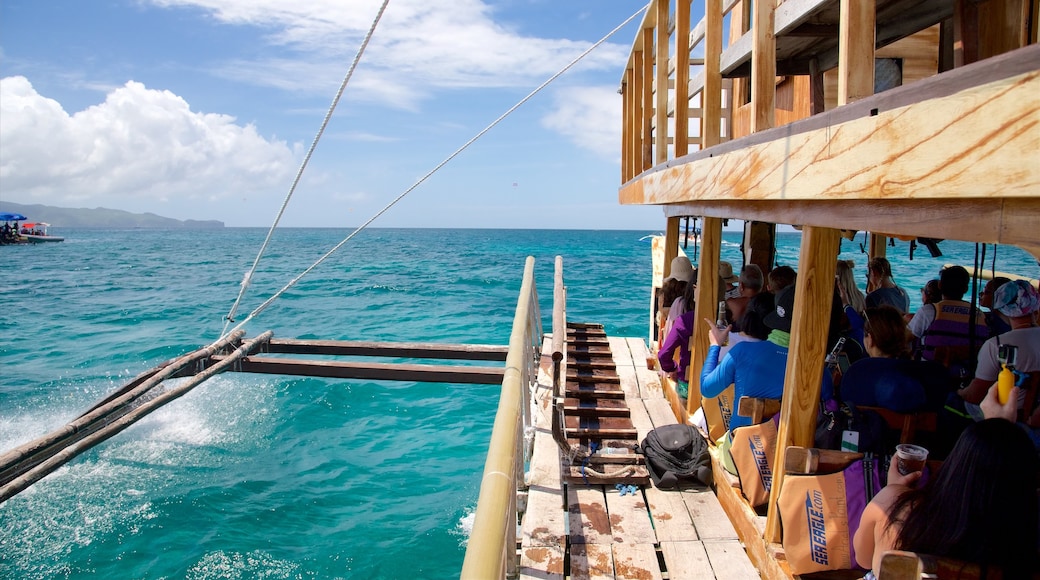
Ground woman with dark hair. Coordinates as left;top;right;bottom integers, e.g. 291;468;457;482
838;306;950;412
854;418;1038;577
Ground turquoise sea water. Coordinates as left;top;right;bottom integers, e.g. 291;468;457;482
1;228;1036;579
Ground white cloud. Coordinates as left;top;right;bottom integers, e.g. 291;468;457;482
0;76;297;206
541;86;621;159
149;0;631;106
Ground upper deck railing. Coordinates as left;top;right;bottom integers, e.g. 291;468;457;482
618;0;1039;254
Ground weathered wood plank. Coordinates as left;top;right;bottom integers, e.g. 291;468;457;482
604;487;657;544
660;540;714;580
611;543;663;580
262;338;508;360
703;539;762;578
564;464;650;486
644;396;679;429
571;543;615;580
522;485;566;547
628;399;656;442
208;355;505;384
645;485;700;542
568;487;613;544
681;488;741;541
566;416;638;438
563;398;632;417
625;337;665;401
519;545;564;580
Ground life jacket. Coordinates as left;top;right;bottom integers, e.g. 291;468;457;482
919;300;988;372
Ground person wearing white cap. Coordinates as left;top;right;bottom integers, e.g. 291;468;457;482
959;280;1040;408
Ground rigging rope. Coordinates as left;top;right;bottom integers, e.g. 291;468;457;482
217;3;650;341
221;0;392;336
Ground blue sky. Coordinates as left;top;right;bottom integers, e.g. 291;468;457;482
0;0;668;229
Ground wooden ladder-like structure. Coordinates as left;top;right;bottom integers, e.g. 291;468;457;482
560;322;649;485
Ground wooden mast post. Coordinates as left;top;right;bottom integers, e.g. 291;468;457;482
764;226;841;543
687;217;723;416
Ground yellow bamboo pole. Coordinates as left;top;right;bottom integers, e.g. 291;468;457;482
655;0;671;164
461;257;537;579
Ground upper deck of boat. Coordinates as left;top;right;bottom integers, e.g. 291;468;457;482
520;332;760;579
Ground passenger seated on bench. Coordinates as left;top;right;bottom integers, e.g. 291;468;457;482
865;257;910;313
700;284;796;432
725;264;764;332
853;418;1038;579
980;276;1013;337
840;306;950;413
960;280;1040;409
657;277;699;405
908;265;989;363
836;259;868;346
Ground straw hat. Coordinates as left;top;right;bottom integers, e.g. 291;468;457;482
665;256;694;283
719;261;739;284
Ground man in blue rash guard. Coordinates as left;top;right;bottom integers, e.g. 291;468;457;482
700;285;795;432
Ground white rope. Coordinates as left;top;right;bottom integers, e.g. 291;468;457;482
221;0;392;336
218;3;650;341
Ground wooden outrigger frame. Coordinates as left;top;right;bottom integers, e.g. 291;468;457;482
620;0;1038;577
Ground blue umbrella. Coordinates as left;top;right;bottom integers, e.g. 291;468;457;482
0;212;28;221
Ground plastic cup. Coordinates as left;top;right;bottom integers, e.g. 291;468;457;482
646;355;657;370
895;444;928;475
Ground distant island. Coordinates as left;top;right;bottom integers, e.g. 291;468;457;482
0;202;224;229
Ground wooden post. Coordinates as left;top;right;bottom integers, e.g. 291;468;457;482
750;0;776;133
953;0;979;67
664;216;682;280
730;1;752;110
687;217;723;416
633;48;646;176
675;0;691;157
743;221;776;275
838;0;877;105
622;74;631;181
809;57;826;114
764;226;841;543
703;0;723;149
656;0;671;164
869;232;887;260
642;27;655;170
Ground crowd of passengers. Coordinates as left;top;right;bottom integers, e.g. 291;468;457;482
655;255;1040;577
0;222;23;243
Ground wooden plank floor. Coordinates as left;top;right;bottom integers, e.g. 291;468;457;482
520;333;760;579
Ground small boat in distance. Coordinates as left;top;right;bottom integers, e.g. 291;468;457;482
19;222;64;243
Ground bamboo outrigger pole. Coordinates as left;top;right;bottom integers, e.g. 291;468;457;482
0;331;271;503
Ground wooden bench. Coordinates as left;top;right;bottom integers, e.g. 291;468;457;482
878;550;1040;579
857;405;938;445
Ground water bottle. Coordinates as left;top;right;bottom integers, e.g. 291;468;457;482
825;337;845;368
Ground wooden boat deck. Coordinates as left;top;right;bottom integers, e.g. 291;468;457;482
520;333;759;579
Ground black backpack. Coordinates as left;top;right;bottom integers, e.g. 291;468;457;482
640;424;712;489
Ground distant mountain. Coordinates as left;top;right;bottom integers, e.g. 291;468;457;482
0;202;224;228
